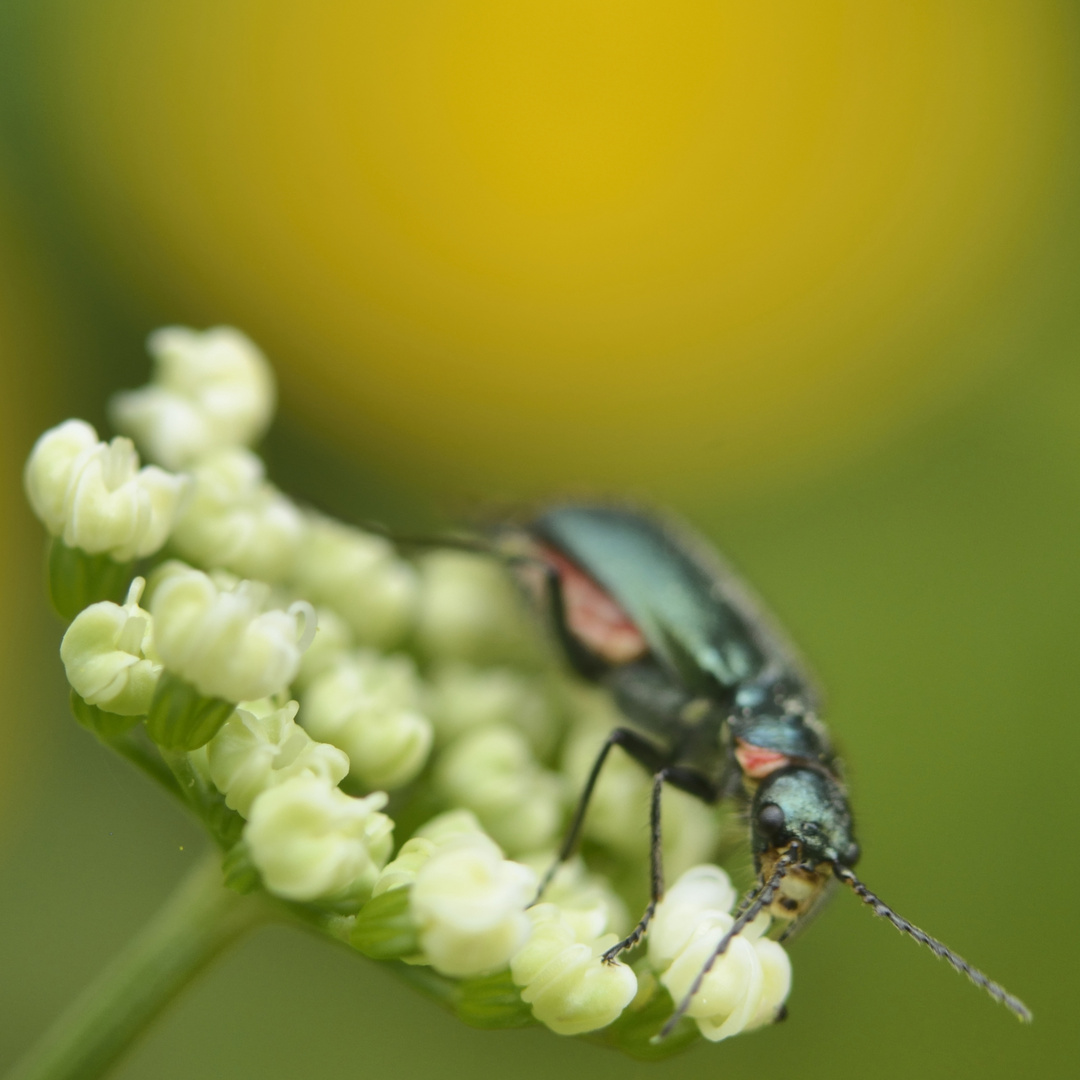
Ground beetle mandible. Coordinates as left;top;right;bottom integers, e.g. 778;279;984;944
491;504;1030;1035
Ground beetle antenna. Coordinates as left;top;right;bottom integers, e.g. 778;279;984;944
657;844;801;1041
832;864;1032;1022
356;520;496;555
360;520;564;577
731;883;759;919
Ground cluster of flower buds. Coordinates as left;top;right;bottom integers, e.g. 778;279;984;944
648;866;791;1041
353;811;638;1035
23;326;791;1056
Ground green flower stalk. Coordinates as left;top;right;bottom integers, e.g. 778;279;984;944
14;325;793;1080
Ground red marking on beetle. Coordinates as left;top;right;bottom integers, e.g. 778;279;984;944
536;544;648;664
735;739;792;779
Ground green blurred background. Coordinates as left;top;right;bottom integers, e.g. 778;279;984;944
1;2;1078;1077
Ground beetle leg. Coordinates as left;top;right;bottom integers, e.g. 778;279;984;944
532;727;666;905
601;767;673;964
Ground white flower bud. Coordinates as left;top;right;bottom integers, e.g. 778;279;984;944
741;936;792;1033
206;699;349;817
24;419;98;535
170;448;304;582
372;837;438;898
517;854;628;942
150;564;314;702
646;865;738;972
372;810;489;897
371;807;490;898
301;652;433;790
245;775;393;903
413;551;540;664
24;420;187;560
60;578;160;715
290;516;419;648
434;725;565;855
413;808;488;845
510;904;637;1036
410;834;537;978
650;866;791;1042
293;606;353;689
425;664;559;753
110;326;275;469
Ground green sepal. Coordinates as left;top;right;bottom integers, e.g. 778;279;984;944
206;799;246;851
316;888;373;918
350;887;420;960
587;971;701;1061
454;969;535;1030
221;843;260;894
48;538;134;621
69;689;143;739
146;672;234;751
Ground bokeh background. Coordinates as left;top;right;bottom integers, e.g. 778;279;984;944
1;2;1078;1078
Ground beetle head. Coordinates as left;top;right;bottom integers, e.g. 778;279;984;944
750;766;859;919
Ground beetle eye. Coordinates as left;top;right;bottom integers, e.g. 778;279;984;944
842;842;861;866
757;803;786;836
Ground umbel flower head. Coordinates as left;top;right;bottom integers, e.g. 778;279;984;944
23;326;792;1059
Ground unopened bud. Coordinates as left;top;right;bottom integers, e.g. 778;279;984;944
434;725;565;854
301;652;432;789
410;833;536;978
170;448;305;583
291;516;418;648
111;326;275;469
510;904;637;1036
149;565;313;704
293;606;353;690
424;664;559;754
413;551;541;665
206;699;349;817
245;775;393;905
25;420;187;561
60;577;160;717
650;866;791;1042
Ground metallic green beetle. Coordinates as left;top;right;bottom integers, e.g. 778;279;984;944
498;505;1030;1033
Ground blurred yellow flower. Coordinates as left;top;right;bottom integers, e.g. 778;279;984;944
39;0;1068;498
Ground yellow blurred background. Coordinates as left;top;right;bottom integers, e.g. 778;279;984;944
1;2;1078;1079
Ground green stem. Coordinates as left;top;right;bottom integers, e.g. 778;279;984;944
159;749;244;849
100;730;183;804
4;851;271;1080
